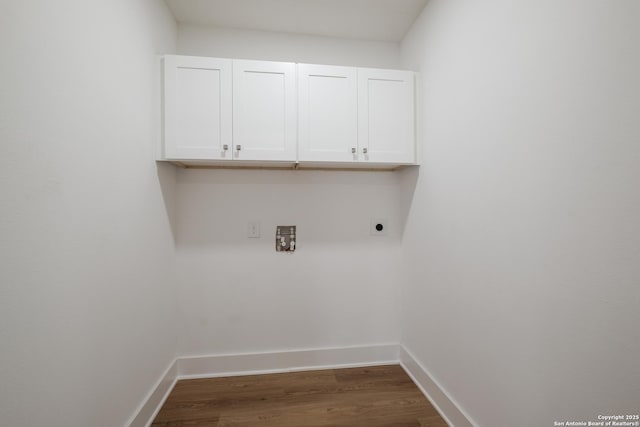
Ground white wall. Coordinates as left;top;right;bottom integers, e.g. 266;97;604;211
400;1;640;426
174;169;404;355
178;23;402;68
172;26;405;357
0;1;178;426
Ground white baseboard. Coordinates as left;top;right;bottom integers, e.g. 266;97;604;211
128;344;474;427
400;346;476;427
177;344;400;379
127;359;178;427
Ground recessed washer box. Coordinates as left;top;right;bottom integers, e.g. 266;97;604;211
276;225;297;252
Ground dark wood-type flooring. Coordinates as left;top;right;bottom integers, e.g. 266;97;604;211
152;364;448;426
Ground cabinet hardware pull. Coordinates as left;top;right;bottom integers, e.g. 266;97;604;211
351;147;356;154
223;144;229;151
362;148;368;154
236;145;242;151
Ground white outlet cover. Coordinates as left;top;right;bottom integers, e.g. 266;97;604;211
248;221;261;238
370;218;387;236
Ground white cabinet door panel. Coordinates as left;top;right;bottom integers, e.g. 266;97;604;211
358;69;415;164
163;55;232;160
233;60;296;161
298;64;357;162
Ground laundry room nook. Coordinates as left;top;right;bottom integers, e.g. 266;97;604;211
1;1;639;427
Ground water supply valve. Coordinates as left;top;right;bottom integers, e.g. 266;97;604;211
276;225;296;253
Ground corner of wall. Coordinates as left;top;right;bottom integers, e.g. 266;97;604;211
400;347;476;427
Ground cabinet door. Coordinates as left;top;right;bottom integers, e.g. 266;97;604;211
298;64;358;162
358;68;415;164
163;55;232;160
233;60;296;161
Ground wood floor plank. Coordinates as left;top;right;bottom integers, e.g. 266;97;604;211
419;414;449;427
152;365;447;426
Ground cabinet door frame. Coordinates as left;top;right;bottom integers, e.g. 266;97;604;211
357;68;416;164
163;55;232;160
298;64;358;162
232;59;297;162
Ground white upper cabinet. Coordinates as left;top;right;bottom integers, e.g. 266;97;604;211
161;55;416;168
299;65;415;165
358;68;415;164
163;55;232;160
298;64;358;162
232;60;297;162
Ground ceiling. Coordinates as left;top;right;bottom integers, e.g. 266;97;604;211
164;0;428;42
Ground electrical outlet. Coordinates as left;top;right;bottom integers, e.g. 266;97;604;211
248;221;260;238
370;219;387;236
